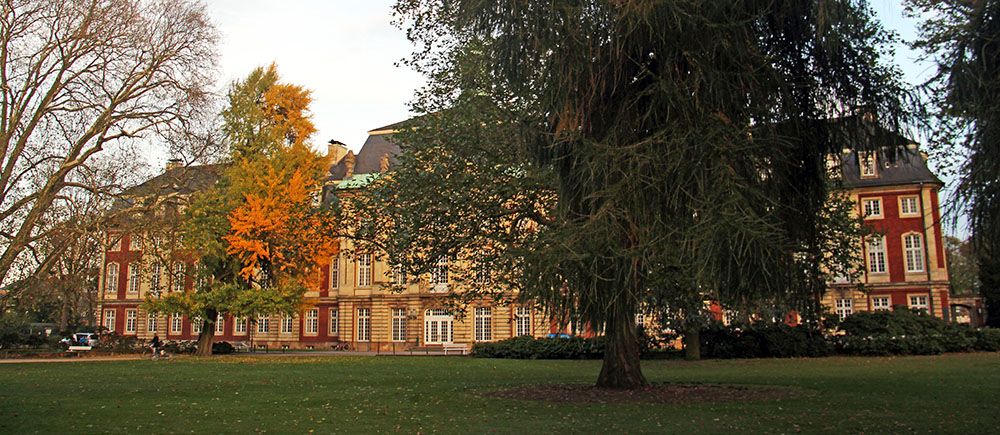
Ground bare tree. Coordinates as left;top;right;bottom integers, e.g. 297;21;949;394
0;0;217;287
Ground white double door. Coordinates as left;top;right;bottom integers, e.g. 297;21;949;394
424;309;454;344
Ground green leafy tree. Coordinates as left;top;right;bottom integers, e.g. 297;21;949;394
143;65;337;355
362;0;908;388
907;0;1000;326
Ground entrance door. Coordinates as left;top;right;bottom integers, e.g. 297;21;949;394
424;309;453;344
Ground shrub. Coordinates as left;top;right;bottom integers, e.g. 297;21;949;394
212;341;235;355
472;336;605;359
699;322;831;359
974;328;1000;352
93;334;143;353
162;340;197;354
835;308;975;356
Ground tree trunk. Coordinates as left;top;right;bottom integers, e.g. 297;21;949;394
683;326;701;361
195;318;216;356
596;306;649;389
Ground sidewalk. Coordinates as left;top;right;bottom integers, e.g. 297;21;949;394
0;355;144;364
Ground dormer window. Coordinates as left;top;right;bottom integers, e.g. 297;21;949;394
860;152;877;178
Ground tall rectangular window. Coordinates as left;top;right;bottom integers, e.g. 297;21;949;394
305;309;318;334
257;315;269;333
329;309;339;335
170;313;182;333
147;313;157;332
515;307;532;336
281;315;294;334
105;263;119;294
391;308;406;342
235;316;247;334
391;264;406;286
900;196;919;216
904;234;925;272
172;263;185;292
430;256;448;291
192;317;202;334
329;257;339;290
127;263;140;294
357;308;371;342
860;152;877;177
867;236;886;273
862;198;882;218
835;299;853;318
357;253;372;287
216;313;225;333
474;307;492;342
150;263;161;295
103;309;116;332
125;309;137;333
872;296;891;311
131;236;142;251
909;295;929;312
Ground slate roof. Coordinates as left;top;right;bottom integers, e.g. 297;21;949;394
121;164;224;198
839;147;942;188
327;128;404;181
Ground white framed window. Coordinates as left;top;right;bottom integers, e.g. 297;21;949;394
909;295;929;312
127;263;140;294
235;316;247;334
899;196;919;216
872;296;891;311
125;309;137;333
257;315;269;333
390;264;406;285
281;314;294;334
131;236;142;251
105;263;119;294
860;152;877;177
391;308;406;342
357;308;371;342
147;313;157;332
329;257;339;290
170;313;183;333
635;313;646;328
216;313;225;333
835;298;853;318
172;263;185;292
515;307;532;336
474;258;490;284
192;317;202;334
108;235;122;252
862;198;882;219
305;309;318;335
424;309;454;344
867;236;887;273
430;256;449;291
328;309;338;335
904;233;925;272
150;263;161;295
357;253;372;287
103;309;116;332
474;307;492;342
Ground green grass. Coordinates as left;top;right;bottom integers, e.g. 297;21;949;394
1;353;998;433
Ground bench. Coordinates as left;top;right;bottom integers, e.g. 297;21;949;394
67;345;92;352
442;343;469;355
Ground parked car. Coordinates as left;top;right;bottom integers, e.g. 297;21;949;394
545;333;573;339
60;332;97;347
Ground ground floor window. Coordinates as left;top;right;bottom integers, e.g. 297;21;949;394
147;313;157;332
216;314;225;333
835;299;853;318
474;307;492;342
192;317;202;334
235;316;247;334
171;313;183;333
909;295;929;312
872;296;891;311
515;307;531;336
103;309;116;332
329;309;339;335
424;309;453;344
357;308;371;342
257;315;269;333
305;309;319;334
281;315;294;334
125;309;137;333
391;308;406;342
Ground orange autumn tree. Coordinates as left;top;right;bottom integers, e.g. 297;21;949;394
143;65;338;355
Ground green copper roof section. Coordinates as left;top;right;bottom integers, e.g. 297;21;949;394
336;173;380;189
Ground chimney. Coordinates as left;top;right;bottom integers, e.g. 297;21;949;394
165;158;183;172
327;139;349;164
379;153;390;173
344;151;356;178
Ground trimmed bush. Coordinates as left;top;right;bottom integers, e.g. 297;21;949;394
834;308;975;356
974;328;1000;351
699;323;831;359
212;341;235;355
471;336;605;359
94;334;143;353
162;340;197;354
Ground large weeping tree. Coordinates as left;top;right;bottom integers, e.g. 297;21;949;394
385;0;907;388
907;0;1000;326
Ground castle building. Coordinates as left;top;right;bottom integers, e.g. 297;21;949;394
96;120;955;350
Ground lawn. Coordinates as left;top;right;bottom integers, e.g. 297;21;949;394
1;353;998;433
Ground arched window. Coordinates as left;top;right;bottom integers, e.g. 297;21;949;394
105;263;119;294
903;233;924;272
